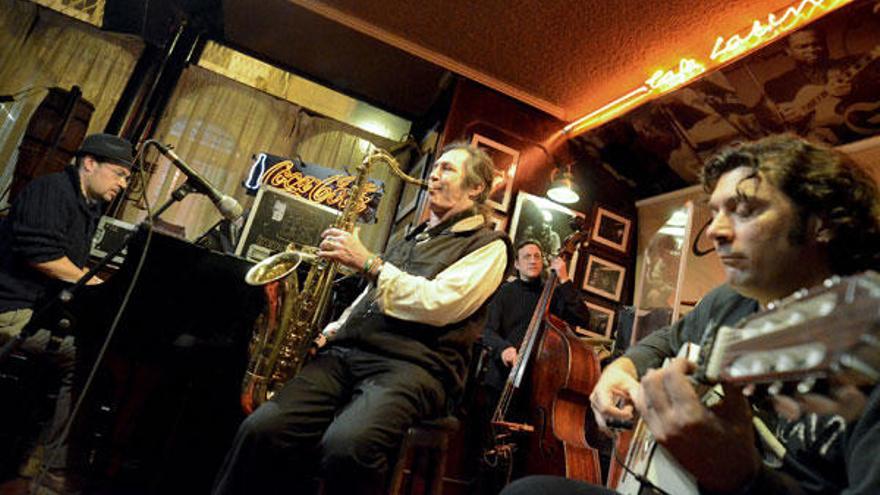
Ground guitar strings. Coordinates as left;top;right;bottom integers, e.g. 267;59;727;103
611;430;673;495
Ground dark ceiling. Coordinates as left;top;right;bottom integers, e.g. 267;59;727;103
220;0;452;119
220;0;802;120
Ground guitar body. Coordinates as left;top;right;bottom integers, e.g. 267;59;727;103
614;422;698;495
605;428;632;489
785;84;844;130
809;94;846;129
523;314;603;483
610;344;703;495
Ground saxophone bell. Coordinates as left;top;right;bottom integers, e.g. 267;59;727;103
244;250;302;285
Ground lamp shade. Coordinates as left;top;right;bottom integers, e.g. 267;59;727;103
547;170;579;204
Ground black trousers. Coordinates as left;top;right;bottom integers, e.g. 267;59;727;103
212;346;446;495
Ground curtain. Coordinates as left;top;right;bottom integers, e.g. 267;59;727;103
31;0;104;26
120;66;301;240
0;0;142;205
291;113;413;252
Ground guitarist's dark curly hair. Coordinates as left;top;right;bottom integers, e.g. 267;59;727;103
701;134;880;275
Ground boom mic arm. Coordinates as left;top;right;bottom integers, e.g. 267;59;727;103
144;140;243;221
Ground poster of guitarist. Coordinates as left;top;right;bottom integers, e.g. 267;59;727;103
762;25;880;145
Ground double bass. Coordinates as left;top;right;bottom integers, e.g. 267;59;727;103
487;223;603;484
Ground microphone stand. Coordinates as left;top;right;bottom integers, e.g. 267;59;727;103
0;182;198;363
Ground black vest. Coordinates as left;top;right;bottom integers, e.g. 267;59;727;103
334;210;512;396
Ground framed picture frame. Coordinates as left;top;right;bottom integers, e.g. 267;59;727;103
509;191;585;275
582;254;626;302
583;300;616;338
470;133;519;213
590;205;633;254
395;152;430;222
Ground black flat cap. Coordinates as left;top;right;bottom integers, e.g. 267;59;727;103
76;133;134;168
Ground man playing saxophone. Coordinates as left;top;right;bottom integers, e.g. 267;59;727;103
213;142;512;495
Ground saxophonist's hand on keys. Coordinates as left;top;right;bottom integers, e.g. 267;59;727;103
318;227;372;273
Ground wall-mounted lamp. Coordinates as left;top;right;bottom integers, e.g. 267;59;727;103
546;162;580;204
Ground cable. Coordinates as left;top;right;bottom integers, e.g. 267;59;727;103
31;144;156;494
691;217;715;257
610;430;673;495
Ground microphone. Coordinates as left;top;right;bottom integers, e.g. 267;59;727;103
152;142;243;221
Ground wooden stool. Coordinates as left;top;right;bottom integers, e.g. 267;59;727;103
389;416;460;495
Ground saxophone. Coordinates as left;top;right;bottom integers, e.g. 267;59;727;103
240;147;427;414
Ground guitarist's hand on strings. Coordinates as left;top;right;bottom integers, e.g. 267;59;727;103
634;358;762;494
778;102;809;123
590;357;641;432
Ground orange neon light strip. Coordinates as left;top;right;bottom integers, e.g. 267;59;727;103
563;0;852;137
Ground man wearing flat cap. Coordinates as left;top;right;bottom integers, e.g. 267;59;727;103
0;133;132;488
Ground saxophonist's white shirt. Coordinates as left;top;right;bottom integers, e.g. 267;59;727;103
376;239;507;326
323;234;506;333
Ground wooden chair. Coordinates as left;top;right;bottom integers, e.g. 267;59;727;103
388;416;460;495
388;342;489;495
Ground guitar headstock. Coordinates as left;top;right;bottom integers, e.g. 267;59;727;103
558;217;589;261
702;271;880;389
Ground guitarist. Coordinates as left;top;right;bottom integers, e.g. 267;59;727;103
763;27;880;145
502;134;880;495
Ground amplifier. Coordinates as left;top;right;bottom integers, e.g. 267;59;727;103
91;216;137;265
235;186;341;262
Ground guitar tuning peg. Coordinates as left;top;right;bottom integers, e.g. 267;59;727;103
767;381;784;396
796;377;816;394
823;275;841;288
860;333;880;348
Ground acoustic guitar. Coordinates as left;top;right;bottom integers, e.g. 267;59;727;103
610;271;880;495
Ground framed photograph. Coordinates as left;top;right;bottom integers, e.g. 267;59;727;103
396;152;430;222
470;133;519;213
509;191;585;274
583;300;616;338
582;254;626;302
590;205;633;254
